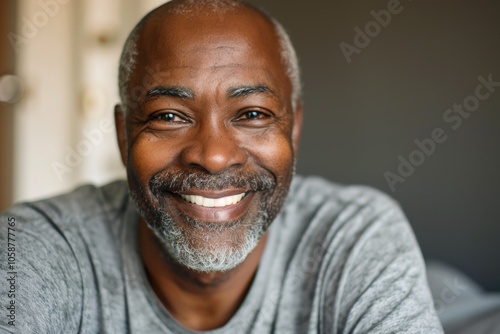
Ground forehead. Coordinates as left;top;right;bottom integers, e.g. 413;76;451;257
131;7;291;99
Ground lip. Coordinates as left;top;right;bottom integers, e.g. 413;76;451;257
175;188;249;198
168;190;256;222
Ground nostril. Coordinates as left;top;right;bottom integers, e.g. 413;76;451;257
180;141;247;174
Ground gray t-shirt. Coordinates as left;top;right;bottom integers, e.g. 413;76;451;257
0;176;443;333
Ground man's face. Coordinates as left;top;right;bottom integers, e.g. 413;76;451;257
116;8;302;272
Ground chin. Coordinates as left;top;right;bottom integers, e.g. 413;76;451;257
151;208;269;273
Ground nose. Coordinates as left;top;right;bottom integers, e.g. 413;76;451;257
179;123;248;174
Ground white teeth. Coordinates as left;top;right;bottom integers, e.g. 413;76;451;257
214;197;225;207
180;193;246;207
204;198;215;207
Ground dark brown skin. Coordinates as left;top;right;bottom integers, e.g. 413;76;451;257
114;2;302;331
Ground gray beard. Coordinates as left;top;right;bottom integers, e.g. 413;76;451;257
148;204;269;273
129;168;287;273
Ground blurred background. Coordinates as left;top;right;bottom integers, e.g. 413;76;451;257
1;0;499;293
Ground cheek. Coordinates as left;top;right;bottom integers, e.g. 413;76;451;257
128;135;181;185
244;131;295;183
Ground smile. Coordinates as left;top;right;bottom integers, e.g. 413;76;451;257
179;193;246;208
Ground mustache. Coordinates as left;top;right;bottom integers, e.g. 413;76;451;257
150;169;276;195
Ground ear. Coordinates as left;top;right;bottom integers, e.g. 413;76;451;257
114;104;128;166
292;100;303;156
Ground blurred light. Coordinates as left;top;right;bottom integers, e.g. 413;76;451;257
0;75;24;104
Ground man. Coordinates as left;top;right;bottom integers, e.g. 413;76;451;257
0;0;443;333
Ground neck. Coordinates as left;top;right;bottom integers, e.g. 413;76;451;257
138;218;268;331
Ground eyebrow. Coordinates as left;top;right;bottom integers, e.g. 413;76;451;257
144;84;275;102
146;86;195;100
227;84;275;99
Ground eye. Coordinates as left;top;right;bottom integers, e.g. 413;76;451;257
146;111;191;131
237;110;270;121
154;112;188;123
245;110;263;119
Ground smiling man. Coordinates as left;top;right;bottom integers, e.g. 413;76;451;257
0;0;444;333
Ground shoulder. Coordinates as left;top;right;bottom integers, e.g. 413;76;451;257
1;180;129;249
277;175;415;291
288;175;399;208
284;176;442;333
284;175;418;274
283;175;405;239
0;180;129;332
7;180;128;226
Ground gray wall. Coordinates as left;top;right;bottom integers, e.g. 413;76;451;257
248;0;500;291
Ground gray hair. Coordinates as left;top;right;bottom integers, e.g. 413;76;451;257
118;0;302;113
